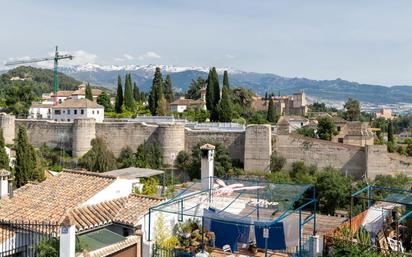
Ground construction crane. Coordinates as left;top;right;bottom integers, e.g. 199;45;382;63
5;46;73;106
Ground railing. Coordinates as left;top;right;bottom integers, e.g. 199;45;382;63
152;244;193;257
0;220;59;257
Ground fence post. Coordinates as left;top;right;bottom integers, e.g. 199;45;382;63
59;216;76;257
309;235;320;257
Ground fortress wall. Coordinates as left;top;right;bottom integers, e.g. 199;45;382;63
95;122;158;157
73;119;95;157
15;119;73;151
184;129;245;163
275;134;366;178
366;145;412;178
0;114;15;145
244;125;272;172
157;124;185;166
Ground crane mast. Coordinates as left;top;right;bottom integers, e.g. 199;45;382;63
5;46;73;106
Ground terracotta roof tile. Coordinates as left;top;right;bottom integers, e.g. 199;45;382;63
68;194;163;232
0;170;115;224
55;99;103;109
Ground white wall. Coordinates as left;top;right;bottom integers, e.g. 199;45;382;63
82;178;138;206
29;107;51;119
170;105;187;113
52;107;104;122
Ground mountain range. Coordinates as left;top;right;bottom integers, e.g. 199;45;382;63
5;64;412;104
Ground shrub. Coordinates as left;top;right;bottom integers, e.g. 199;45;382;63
270;152;286;172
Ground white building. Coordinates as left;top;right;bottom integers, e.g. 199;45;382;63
29;103;53;119
52;98;104;122
169;98;206;113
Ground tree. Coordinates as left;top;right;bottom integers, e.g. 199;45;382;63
317;116;337;140
156;83;168;116
79;137;117;172
206;68;220;121
217;71;233;122
189;141;232;179
114;75;123;113
85;82;93;101
134;140;164;169
186;77;206;100
133;82;141;102
266;97;276;123
388;120;394;143
141;177;159;196
316;167;352;215
15;125;44;187
149;68;164;115
124;74;135;111
270;152;286;172
344;98;361;121
296;127;316;138
117;147;136;168
96;91;112;112
164;74;174;103
0;129;9;170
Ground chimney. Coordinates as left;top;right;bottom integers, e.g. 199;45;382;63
0;170;10;199
200;144;215;192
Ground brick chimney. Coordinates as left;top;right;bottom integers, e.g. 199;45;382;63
0;170;11;199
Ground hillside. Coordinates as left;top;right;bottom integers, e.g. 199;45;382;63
57;64;412;104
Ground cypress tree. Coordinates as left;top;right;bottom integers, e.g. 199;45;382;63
267;97;276;123
212;68;220;117
0;129;9;170
164;74;174;103
15;125;39;188
85;82;93;101
114;75;123;113
206;69;215;112
217;71;233;122
388;120;394;143
133;82;141;102
149;67;163;115
124;74;135;111
206;67;220;121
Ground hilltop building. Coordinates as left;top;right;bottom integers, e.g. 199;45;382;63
51;98;104;122
41;84;102;105
253;91;308;116
375;108;394;120
169;86;207;113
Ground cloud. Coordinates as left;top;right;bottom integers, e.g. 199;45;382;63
123;54;134;60
114;57;125;62
137;51;161;60
225;54;235;59
61;50;97;65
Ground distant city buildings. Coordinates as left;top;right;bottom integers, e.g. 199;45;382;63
253;91;308;116
169;86;206;113
375;108;394;120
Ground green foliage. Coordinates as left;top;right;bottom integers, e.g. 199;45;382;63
124;74;135;111
141;177;159;196
164;74;175;103
133;82;142;102
270;152;286;172
296;127;316;138
117;146;136;168
154;212;170;245
175;150;191;171
317;116;337;140
206;68;220;121
309;102;338;113
189;141;232;179
38;144;72;170
179;108;209;122
36;237;59;257
186;77;205;100
387;141;396;153
407;142;412;156
85;82;93;101
136;141;164;169
266;98;277;123
114;75;123;113
248;112;268;124
96;91;113;111
15;125;45;188
396;145;406;155
217;72;233;122
266;171;291;183
4;82;38;117
316;167;352;215
344;97;361;121
373;173;411;198
79;137;117;172
0;129;10;170
290;161;317;184
388;120;394;143
149;67;164;115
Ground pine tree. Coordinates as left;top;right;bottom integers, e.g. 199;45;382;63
267;97;276;123
133;82;141;102
0;129;9;170
124;74;135;111
149;67;163;115
164;74;174;103
217;71;233;122
85;82;93;101
114;75;123;113
206;67;220;121
15;125;39;188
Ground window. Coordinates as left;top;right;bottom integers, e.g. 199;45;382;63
63;110;65;114
338;138;344;143
97;110;99;114
67;110;71;115
81;110;84;115
92;110;95;114
67;119;70;122
74;110;77;115
59;99;62;103
54;110;61;115
337;126;341;132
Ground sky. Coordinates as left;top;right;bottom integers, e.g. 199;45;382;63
1;0;412;86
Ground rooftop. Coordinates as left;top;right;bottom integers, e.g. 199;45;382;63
55;98;103;109
170;98;205;106
0;170;115;223
102;167;164;179
72;86;102;96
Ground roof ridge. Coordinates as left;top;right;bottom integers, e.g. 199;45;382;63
129;193;165;201
62;169;117;180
